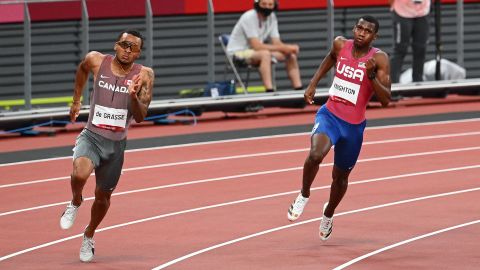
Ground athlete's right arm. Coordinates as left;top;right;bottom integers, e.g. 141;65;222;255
70;51;103;122
304;36;345;104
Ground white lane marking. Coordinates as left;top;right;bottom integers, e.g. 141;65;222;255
1;140;479;216
2;130;480;189
333;220;480;270
1;118;479;167
0;176;70;189
1;144;480;217
0;167;478;262
151;187;480;270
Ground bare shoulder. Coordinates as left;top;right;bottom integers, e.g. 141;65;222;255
84;51;105;69
374;50;388;58
332;36;347;53
333;36;347;46
140;66;155;81
85;51;104;62
334;36;347;43
373;50;390;65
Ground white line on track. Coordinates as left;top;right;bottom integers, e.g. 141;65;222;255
0;166;478;262
333;219;480;269
2;130;480;189
151;187;480;270
1;143;479;217
1;117;479;168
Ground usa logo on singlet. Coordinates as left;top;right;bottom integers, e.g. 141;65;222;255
336;62;365;81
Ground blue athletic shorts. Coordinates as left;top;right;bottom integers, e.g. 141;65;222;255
311;105;367;171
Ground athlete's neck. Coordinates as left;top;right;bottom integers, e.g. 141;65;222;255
352;45;371;59
114;56;133;75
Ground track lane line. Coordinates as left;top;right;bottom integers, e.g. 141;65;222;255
333;220;480;269
1;118;479;168
151;187;480;269
2;130;480;189
1;145;480;217
0;169;478;262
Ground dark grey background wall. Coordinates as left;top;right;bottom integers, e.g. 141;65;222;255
0;3;478;102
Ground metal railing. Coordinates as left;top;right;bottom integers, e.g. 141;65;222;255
0;0;469;111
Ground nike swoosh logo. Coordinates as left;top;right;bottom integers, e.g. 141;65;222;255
100;75;110;79
340;57;347;60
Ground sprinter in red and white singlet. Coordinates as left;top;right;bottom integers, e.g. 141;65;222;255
287;16;391;241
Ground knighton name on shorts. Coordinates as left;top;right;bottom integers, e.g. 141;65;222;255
98;80;128;93
336;62;365;81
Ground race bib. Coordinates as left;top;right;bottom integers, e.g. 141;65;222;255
92;104;128;131
328;76;361;105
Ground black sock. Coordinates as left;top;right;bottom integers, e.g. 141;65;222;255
266;88;274;92
294;86;303;90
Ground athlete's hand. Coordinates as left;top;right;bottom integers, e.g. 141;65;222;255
366;58;376;79
69;101;81;122
128;74;142;101
304;85;316;105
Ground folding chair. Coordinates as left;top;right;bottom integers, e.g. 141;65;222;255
218;34;276;94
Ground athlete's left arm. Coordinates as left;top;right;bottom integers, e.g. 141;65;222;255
368;51;391;107
129;67;154;123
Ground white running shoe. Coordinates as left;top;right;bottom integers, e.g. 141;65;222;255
287;193;309;221
60;201;80;230
319;202;333;241
79;234;95;262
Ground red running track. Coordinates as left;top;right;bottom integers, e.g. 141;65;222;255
0;99;479;269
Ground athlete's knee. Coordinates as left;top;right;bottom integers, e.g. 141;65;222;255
332;168;349;187
94;189;111;206
96;186;112;198
72;158;93;182
308;150;325;165
71;169;89;183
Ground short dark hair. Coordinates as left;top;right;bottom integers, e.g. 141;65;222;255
117;29;145;49
357;15;379;33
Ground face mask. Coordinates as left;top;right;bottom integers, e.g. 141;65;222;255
257;7;274;17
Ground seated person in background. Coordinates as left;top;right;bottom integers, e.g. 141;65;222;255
227;0;303;92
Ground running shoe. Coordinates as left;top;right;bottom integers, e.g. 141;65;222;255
319;202;333;241
60;201;80;230
79;234;95;262
287;193;309;221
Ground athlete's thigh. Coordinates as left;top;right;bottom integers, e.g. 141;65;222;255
310;133;333;159
73;157;95;178
72;129;98;178
333;121;366;171
311;106;339;158
95;139;126;192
